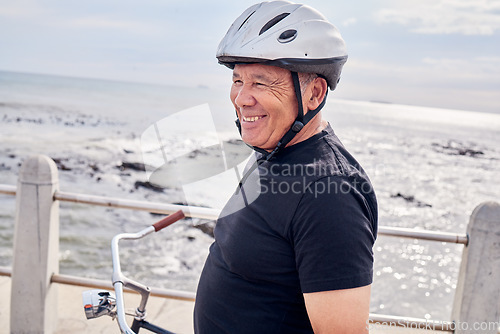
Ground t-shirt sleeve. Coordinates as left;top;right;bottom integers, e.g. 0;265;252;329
290;175;377;293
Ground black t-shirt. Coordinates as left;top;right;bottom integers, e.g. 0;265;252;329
194;124;378;333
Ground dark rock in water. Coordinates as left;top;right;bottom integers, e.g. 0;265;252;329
188;148;210;158
52;158;72;171
134;181;164;192
391;192;432;208
192;221;215;238
117;161;146;172
225;138;245;145
432;140;484;158
181;260;192;270
457;148;483;157
88;163;100;172
392;192;415;202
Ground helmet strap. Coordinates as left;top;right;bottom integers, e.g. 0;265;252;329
267;71;328;158
291;71;305;124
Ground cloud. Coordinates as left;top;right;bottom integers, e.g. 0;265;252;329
374;0;500;35
341;17;358;27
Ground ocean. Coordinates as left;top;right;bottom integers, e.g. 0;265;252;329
1;70;499;321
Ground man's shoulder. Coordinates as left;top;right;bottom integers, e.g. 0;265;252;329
303;127;364;179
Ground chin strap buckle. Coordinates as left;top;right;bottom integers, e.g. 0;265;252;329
291;121;304;133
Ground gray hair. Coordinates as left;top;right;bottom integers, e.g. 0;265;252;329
298;73;318;95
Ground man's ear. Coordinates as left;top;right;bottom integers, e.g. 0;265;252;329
305;77;328;112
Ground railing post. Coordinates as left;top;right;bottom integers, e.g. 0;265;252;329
10;155;59;334
452;201;500;334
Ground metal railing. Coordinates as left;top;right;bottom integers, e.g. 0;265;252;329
0;266;195;301
2;153;499;333
0;184;469;245
0;182;464;332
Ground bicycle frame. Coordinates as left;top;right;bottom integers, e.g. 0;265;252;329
131;319;175;334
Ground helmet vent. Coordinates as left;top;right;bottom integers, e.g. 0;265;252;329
278;29;297;43
238;11;256;31
259;13;290;35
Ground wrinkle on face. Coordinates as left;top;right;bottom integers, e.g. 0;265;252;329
232;66;296;113
230;64;298;150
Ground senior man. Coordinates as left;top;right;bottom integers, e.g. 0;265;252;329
194;1;378;333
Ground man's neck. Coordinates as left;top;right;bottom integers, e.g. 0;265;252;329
283;116;326;149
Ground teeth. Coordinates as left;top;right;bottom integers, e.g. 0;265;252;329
243;116;263;122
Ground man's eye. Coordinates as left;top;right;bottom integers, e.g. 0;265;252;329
233;80;243;84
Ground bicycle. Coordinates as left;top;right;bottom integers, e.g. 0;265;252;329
82;210;186;333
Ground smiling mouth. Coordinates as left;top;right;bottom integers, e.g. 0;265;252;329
243;115;266;122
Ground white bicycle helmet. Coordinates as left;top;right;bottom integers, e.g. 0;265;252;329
217;0;347;90
218;1;348;169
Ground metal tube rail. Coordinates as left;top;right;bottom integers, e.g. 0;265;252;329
53;190;468;244
0;184;16;196
0;266;455;331
369;313;454;332
378;226;468;245
1;183;470;244
0;266;11;277
52;273;197;301
54;190;220;220
0;267;196;301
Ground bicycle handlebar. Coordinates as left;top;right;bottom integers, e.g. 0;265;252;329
153;210;185;232
112;210;185;334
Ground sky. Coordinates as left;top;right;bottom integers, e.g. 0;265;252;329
0;0;499;114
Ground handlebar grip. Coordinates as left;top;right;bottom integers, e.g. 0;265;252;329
153;210;185;232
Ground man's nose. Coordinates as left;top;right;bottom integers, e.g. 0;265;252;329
233;84;256;108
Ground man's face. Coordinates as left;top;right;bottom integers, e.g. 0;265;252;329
230;64;298;151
